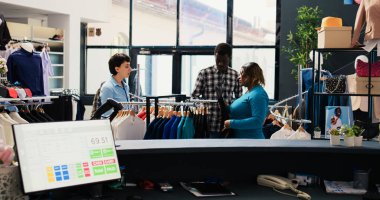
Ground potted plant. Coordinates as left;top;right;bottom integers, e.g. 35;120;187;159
329;128;340;145
342;126;355;147
352;125;364;147
314;126;321;139
282;6;323;79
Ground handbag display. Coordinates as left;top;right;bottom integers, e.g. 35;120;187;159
325;75;346;93
356;60;380;77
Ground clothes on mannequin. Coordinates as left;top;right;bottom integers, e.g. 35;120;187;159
352;0;380;56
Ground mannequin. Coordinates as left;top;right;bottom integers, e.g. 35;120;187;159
20;42;34;53
351;0;380;56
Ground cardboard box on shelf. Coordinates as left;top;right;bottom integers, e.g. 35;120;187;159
356;76;380;94
317;26;352;48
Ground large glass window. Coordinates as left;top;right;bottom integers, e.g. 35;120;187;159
132;0;177;46
86;49;129;94
233;0;276;45
87;3;130;45
83;0;278;101
232;48;276;99
137;55;173;96
179;0;227;46
181;55;214;96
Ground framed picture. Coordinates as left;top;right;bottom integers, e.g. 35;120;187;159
325;106;353;138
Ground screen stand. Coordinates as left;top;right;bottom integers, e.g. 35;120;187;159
89;183;115;200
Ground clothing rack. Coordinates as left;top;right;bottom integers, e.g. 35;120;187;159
145;94;188;130
187;99;218;103
1;101;53;107
269;91;311;124
10;38;45;45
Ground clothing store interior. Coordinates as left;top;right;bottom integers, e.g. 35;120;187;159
1;0;380;199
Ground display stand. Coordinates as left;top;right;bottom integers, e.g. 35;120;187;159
311;48;377;136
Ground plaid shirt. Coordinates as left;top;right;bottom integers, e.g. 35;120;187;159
192;65;242;133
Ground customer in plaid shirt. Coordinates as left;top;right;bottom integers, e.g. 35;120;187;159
192;43;242;137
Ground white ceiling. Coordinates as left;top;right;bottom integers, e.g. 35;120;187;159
0;2;57;19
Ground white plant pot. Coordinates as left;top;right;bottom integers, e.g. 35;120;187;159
330;135;341;146
314;131;321;139
354;136;363;147
344;136;355;147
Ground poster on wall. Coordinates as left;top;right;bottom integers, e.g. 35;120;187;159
325;106;353;139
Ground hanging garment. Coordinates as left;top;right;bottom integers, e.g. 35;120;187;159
150;117;166;139
270;126;295;140
287;128;311;140
177;115;186;139
75;98;85;120
8;112;29;124
162;115;176;139
114;114;146;140
157;118;169;139
0;113;18;124
7;48;44;96
40;49;53;96
182;116;195;139
72;98;77;121
18;111;35;123
0;123;5;145
144;117;161;139
0;14;11;50
169;115;181;139
0;114;16;146
44;95;73;121
137;110;146;119
0;47;17;61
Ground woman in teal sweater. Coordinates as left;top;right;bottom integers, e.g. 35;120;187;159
223;62;269;138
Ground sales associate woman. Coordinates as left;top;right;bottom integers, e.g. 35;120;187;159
100;53;132;117
223;62;269;138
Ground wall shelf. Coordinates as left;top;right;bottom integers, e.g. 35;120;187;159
7;22;65;93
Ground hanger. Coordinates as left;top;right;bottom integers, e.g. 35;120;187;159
129;109;135;117
284;123;292;131
297;124;305;133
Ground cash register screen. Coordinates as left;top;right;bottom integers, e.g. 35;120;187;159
13;120;121;193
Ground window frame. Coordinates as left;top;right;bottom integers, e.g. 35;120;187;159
80;0;280;104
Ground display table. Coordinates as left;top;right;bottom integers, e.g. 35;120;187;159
113;139;380;199
32;139;380;199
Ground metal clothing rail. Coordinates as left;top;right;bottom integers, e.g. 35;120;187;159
120;101;148;105
10;38;45;45
269;91;311;124
188;99;218;103
158;102;195;106
2;101;54;107
145;94;188;130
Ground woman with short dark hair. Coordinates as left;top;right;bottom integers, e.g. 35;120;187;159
99;53;132;118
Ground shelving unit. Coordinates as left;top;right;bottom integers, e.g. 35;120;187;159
7;22;65;92
311;48;378;136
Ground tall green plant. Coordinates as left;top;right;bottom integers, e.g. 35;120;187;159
282;6;322;79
